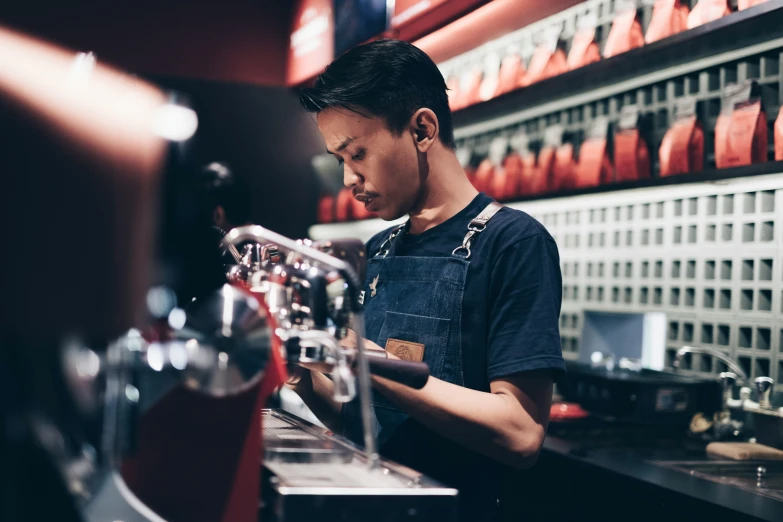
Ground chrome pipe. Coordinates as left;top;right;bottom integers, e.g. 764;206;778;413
673;345;749;385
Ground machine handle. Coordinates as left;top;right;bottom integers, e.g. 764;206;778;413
367;358;430;390
754;377;774;410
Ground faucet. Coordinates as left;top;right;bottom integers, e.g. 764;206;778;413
674;346;751;440
673;346;749;385
674;345;752;413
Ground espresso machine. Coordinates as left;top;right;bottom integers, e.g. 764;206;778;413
66;227;455;522
221;226;458;522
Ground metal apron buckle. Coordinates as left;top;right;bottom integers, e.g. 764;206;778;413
452;202;503;260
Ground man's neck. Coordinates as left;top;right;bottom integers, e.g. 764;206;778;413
407;150;478;236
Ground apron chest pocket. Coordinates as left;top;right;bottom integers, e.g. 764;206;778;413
376;311;451;380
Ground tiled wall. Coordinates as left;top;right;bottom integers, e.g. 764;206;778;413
509;173;783;383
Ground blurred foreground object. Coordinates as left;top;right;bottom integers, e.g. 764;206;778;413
118;285;285;522
0;24;181;522
0;24;174;342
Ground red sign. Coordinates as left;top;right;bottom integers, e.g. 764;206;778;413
393;0;449;26
287;0;334;86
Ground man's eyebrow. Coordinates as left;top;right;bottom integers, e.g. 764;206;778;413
326;137;355;155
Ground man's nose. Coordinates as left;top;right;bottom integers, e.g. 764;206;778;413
343;164;362;188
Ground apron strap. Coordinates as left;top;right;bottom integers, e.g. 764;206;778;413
375;224;407;258
375;201;504;259
452;202;503;259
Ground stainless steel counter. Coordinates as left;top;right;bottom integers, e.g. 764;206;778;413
261;409;458;521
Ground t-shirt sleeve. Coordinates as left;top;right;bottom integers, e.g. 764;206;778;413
486;232;565;382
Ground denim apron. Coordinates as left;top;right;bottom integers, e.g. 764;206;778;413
342;202;503;448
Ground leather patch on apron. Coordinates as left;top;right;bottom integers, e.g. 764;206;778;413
385;338;425;362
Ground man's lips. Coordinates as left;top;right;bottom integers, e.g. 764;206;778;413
353;193;375;202
354;193;379;212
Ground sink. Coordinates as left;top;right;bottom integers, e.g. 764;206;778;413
650;460;783;501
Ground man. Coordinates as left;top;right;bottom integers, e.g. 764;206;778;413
200;161;252;235
292;40;564;521
154;161;250;305
197;161;256;268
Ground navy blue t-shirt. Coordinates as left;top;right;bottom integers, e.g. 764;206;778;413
365;193;565;518
366;192;565;390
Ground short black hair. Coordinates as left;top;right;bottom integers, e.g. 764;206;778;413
299;39;455;149
200;162;252;226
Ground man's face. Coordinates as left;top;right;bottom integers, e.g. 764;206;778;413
317;108;422;221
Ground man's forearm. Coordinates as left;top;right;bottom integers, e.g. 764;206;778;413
371;373;551;468
288;371;344;432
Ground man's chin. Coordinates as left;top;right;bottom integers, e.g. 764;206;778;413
377;207;405;222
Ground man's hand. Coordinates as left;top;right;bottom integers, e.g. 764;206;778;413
285;363;310;388
339;329;399;360
283;363;345;432
284;330;393;433
295;330;396;376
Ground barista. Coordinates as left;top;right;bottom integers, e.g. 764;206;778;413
155;161;248;305
199;162;253;265
200;162;252;234
291;40;564;521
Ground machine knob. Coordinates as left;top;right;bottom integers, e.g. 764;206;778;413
720;372;737;405
754;377;774;410
720;372;737;386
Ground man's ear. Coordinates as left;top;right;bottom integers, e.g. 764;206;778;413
409;108;439;153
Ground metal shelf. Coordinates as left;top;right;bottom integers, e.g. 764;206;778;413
452;1;783;139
